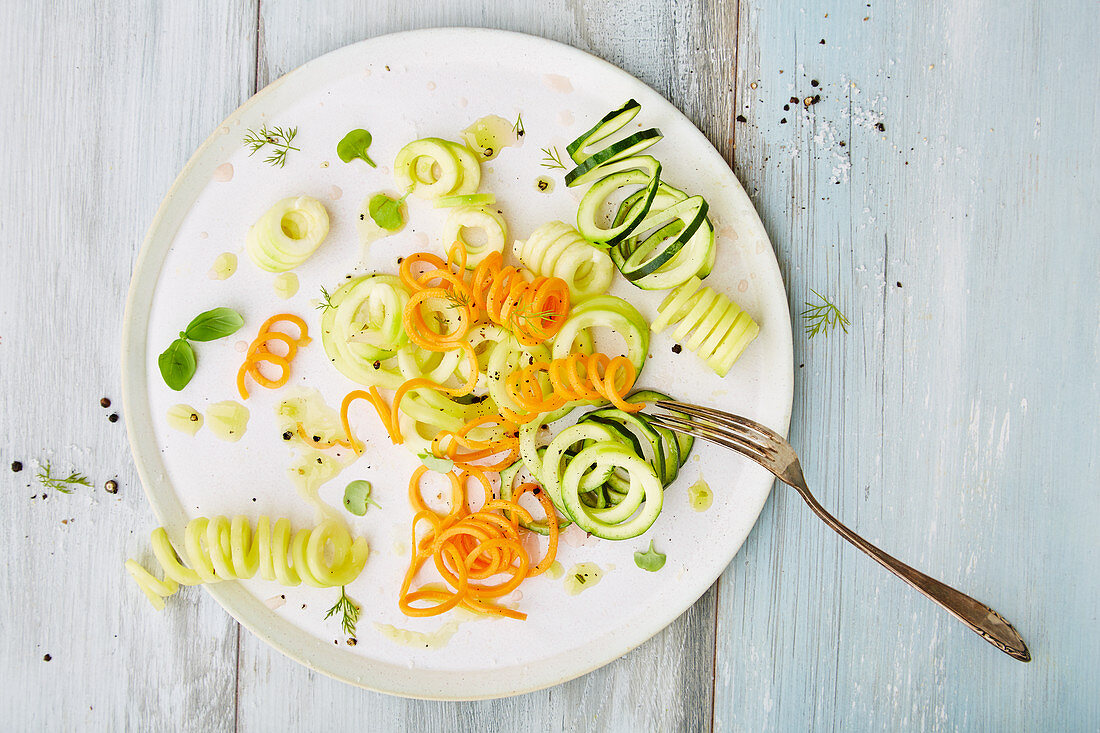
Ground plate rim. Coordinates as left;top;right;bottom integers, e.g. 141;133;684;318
121;26;794;700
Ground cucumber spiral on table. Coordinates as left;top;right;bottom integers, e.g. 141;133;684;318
651;276;759;376
125;516;369;610
514;221;615;301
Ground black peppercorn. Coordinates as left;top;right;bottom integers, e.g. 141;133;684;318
108;413;119;423
105;480;119;494
11;461;23;472
100;397;111;408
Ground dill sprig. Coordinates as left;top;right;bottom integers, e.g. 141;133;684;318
443;290;474;310
540;146;567;170
36;461;93;494
801;289;849;338
323;586;360;636
242;125;300;168
316;285;335;313
512;306;561;324
512;113;525;137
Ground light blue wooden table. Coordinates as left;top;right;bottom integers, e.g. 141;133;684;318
1;0;1096;729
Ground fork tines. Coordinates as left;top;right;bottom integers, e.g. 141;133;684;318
646;400;783;464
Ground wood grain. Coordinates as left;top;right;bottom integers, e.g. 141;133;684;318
715;0;1100;730
0;0;256;730
1;0;1096;729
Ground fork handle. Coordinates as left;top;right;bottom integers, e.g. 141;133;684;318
789;482;1031;662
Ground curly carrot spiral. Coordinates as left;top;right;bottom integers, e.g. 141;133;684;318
430;414;521;472
236;314;310;399
399;467;558;619
503;352;643;423
468;251;570;346
386;243;571;443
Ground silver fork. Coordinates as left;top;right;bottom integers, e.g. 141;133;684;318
647;399;1031;662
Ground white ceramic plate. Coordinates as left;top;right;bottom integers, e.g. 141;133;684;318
122;28;793;700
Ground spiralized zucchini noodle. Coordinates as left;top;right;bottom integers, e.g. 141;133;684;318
126;516;368;610
515;221;615;301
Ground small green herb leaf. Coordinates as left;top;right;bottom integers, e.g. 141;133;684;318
316;285;336;313
540;146;567;170
243;125;300;168
323;586;360;637
158;338;197;391
36;460;93;494
800;290;850;339
184;307;244;342
634;540;667;572
343;479;380;516
417;452;454;474
337;129;376;167
368;193;407;231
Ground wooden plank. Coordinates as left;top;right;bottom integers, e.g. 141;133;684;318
715;0;1100;729
0;0;257;729
235;1;737;729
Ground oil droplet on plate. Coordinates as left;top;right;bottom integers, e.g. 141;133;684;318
542;74;573;93
235;340;248;353
426;81;436;90
462;115;519;160
330;185;343;200
457;97;468;108
209;252;237;280
213;163;234;182
737;279;749;292
557;109;574;126
199;231;209;240
273;272;299;299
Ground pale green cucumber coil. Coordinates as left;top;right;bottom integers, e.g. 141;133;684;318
246;196;330;272
515;221;615;301
125;516;368;610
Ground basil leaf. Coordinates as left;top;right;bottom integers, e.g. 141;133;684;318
337;129;376;167
417;452;454;474
343;479;379;516
158;338;197;391
369;193;406;231
184;307;244;342
633;540;666;572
